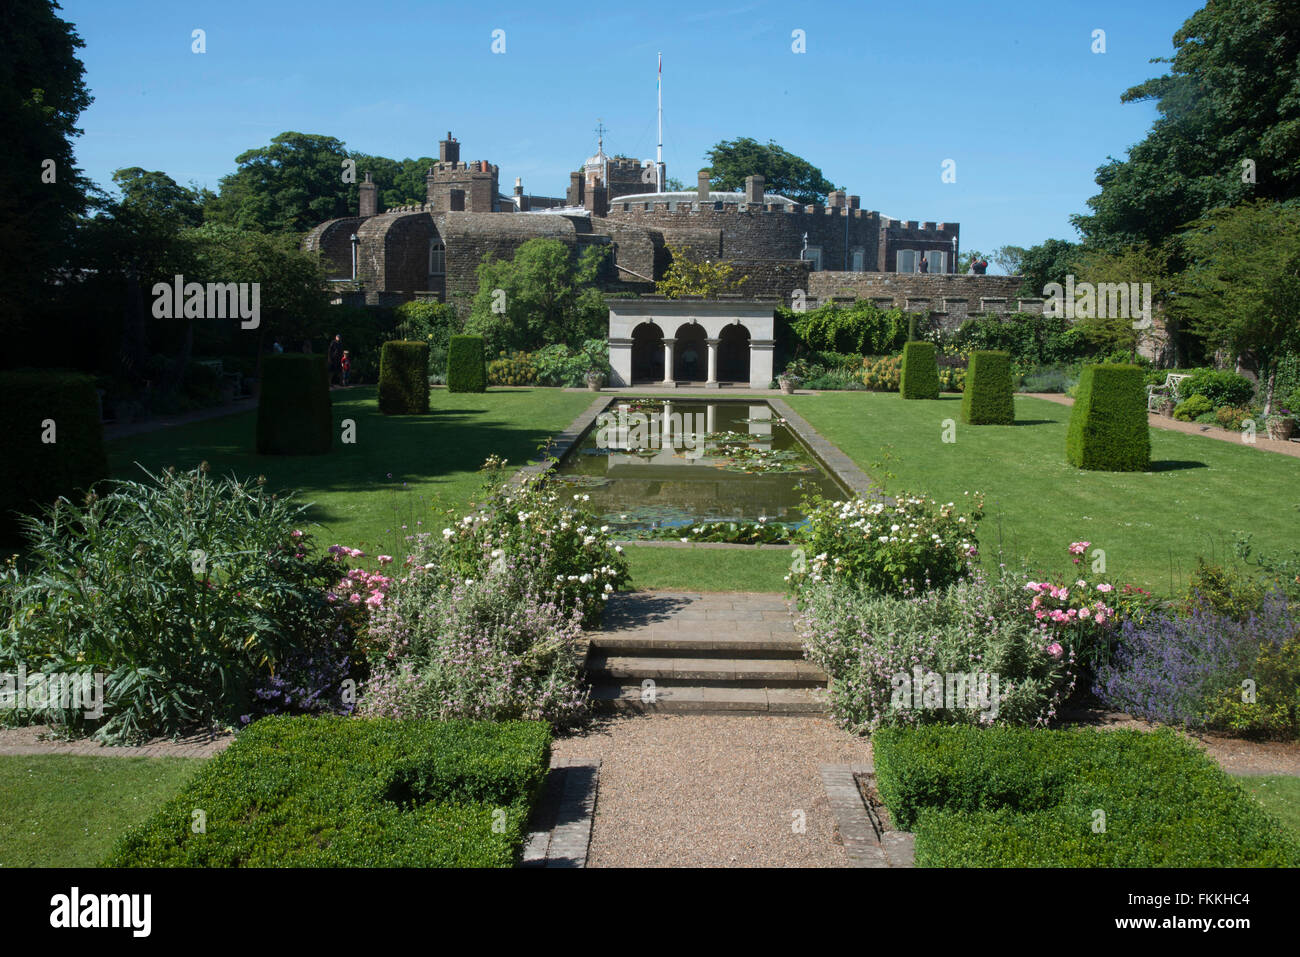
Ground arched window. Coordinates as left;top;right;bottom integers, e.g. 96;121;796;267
429;241;446;276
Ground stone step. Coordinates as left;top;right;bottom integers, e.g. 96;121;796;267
587;654;825;687
589;631;806;658
590;683;829;716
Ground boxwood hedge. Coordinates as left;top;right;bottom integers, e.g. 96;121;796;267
961;350;1014;424
873;725;1300;867
899;341;940;400
447;335;487;394
255;354;332;455
106;715;552;867
0;370;108;542
1065;363;1150;471
378;340;430;414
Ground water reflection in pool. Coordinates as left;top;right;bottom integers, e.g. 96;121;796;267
554;399;846;537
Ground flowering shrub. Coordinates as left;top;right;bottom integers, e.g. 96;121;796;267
798;565;1077;731
789;490;983;597
437;460;629;628
359;571;589;726
1094;593;1295;730
859;355;901;391
0;466;358;744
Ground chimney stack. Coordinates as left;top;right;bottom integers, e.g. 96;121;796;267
359;171;378;217
745;174;765;204
828;190;846;208
697;169;712;203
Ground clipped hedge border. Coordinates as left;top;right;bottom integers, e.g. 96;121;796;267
255;354;332;455
107;715;552;867
1066;363;1150;471
961;350;1014;424
447;335;487;394
899;341;940;400
378;340;430;414
873;725;1300;867
0;369;108;541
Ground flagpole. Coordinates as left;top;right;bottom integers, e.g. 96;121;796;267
656;52;663;192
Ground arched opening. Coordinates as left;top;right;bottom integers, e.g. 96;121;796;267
718;323;751;384
631;322;664;383
673;323;707;382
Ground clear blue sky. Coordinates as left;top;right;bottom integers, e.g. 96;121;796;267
61;0;1204;267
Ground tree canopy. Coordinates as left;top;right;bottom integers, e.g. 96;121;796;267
705;137;836;205
1072;0;1300;251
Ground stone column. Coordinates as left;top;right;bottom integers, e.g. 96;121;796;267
608;337;633;388
749;339;775;390
661;338;676;387
705;338;720;389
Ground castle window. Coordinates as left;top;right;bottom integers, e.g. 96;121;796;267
802;246;823;271
851;248;865;272
925;250;947;273
896;250;918;273
429;241;445;276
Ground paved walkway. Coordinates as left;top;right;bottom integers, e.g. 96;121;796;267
1023;392;1300;459
0;725;232;758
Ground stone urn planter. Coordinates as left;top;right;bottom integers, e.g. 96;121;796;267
1266;414;1296;441
585;371;605;392
1158;397;1175;417
778;375;800;395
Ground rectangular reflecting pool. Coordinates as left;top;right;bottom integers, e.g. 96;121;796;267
553;399;847;537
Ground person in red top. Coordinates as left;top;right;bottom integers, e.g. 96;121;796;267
341;350;352;386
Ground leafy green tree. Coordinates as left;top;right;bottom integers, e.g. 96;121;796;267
705;137;835;205
655;243;748;298
665;176;686;191
1017;239;1083;297
1178;201;1300;413
957;249;989;273
1072;244;1178;362
991;245;1026;275
206;132;354;233
1072;0;1300;250
0;0;94;321
466;239;609;353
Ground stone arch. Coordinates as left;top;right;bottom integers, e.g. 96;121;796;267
718;322;751;383
672;322;707;382
631;321;664;383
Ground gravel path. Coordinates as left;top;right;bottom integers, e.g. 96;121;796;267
0;725;231;758
551;713;872;867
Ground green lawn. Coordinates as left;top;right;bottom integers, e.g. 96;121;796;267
0;755;202;866
1235;775;1300;841
623;544;794;592
107;386;595;562
788;391;1300;595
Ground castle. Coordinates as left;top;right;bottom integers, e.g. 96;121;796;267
304;131;1039;321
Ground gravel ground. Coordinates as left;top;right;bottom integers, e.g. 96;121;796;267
551;713;872;867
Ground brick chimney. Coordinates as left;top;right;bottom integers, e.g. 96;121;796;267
847;195;861;209
697;169;712;203
439;132;459;164
359;171;378;217
567;171;584;207
584;183;607;217
745;175;765;204
827;190;846;208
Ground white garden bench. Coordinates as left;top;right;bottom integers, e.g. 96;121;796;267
1146;373;1192;412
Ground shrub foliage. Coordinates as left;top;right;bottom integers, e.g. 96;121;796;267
447;335;487;393
378;340;430;415
961;351;1015;424
255;354;332;455
899;341;940;399
1065;364;1150;471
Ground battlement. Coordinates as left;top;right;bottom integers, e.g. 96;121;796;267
426;161;499;176
884;219;956;233
608;200;881;218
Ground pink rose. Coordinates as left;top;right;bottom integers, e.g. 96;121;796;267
1096;583;1113;593
1046;642;1064;658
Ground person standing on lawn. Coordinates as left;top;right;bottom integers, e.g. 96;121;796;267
341;350;352;386
328;334;343;386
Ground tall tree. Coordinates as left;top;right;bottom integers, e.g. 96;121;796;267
1178;201;1300;412
206;132;353;233
1072;0;1300;251
1016;239;1083;297
705;137;835;205
0;0;93;321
